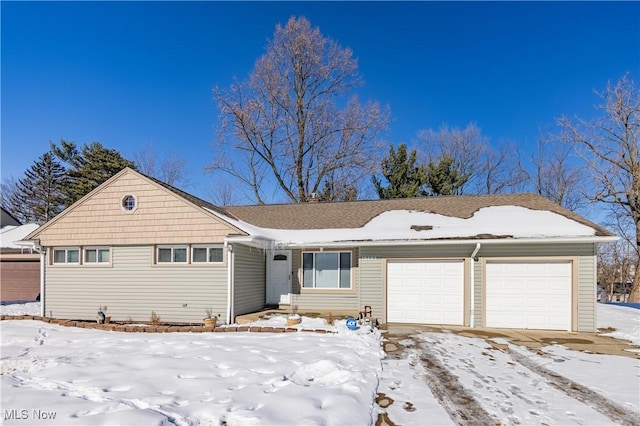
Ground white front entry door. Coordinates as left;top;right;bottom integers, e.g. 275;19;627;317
267;250;292;305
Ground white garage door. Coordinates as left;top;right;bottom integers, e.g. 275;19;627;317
485;261;572;330
387;260;464;325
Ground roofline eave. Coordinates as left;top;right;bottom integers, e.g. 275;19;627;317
259;235;619;248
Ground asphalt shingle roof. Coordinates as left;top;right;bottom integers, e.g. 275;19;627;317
145;170;612;238
224;193;614;237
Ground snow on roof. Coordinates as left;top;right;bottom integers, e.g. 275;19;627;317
0;223;40;248
208;205;598;246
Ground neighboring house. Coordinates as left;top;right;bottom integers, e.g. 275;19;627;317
25;168;616;331
597;282;632;303
1;207;41;303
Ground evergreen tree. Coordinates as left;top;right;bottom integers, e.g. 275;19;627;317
9;152;67;224
51;140;135;206
424;155;471;196
373;143;427;199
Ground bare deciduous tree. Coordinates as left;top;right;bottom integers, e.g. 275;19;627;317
134;143;189;188
418;123;524;195
209;16;390;203
598;240;636;302
558;74;640;301
520;135;586;211
1;176;19;217
477;141;527;195
206;181;242;207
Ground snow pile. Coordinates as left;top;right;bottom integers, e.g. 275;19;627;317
597;303;640;345
0;301;40;316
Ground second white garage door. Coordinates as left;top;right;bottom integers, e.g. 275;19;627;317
387;260;464;325
485;261;572;331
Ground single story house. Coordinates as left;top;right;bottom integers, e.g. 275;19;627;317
1;207;40;303
24;168;616;331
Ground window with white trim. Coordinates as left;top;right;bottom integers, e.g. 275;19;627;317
121;194;137;213
157;246;188;264
302;251;351;289
192;246;224;263
84;247;110;264
52;248;80;264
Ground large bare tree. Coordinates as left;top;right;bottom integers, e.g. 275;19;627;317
418;123;525;195
520;135;586;211
558;74;640;301
134;143;189;187
209;16;390;203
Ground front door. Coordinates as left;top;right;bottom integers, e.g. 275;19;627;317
267;250;292;305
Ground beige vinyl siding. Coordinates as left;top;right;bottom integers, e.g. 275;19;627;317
359;256;384;323
233;244;266;317
290;248;361;311
577;249;597;332
43;245;228;323
359;242;598;330
35;171;240;247
472;259;482;326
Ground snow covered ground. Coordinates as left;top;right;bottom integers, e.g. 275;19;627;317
1;302;639;425
597;302;640;345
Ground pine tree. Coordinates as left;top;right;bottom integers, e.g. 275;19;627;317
51;140;135;206
9;152;67;224
424;155;471;196
373;144;428;199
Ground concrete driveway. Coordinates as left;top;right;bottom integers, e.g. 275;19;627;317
381;323;640;359
377;324;640;426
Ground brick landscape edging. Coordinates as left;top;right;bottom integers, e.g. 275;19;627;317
0;315;335;334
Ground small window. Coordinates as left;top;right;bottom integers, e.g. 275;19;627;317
192;246;224;263
84;248;110;264
52;248;80;264
121;194;137;212
157;246;188;264
302;251;351;289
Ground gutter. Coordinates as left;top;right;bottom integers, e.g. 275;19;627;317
469;243;481;328
277;235;618;248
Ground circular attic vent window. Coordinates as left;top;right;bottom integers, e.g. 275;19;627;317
121;194;137;213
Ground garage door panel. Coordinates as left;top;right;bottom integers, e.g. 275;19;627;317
486;261;571;331
387;260;464;325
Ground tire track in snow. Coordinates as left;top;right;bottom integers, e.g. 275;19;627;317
401;336;498;425
506;346;640;426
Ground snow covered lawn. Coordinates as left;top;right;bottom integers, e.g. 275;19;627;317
1;320;383;425
1;302;638;425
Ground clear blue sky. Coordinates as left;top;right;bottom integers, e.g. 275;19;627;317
2;1;639;202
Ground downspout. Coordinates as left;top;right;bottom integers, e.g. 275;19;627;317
225;241;235;325
40;246;46;318
469;243;481;328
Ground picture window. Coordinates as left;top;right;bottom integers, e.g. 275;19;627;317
302;251;351;289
